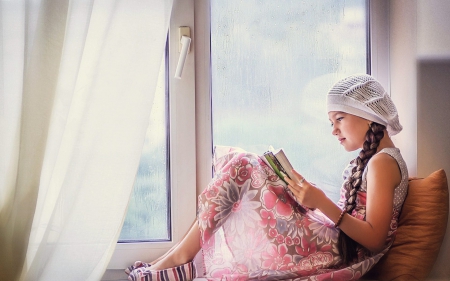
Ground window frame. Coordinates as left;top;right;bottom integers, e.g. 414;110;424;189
107;0;197;269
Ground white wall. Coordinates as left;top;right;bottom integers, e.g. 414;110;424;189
417;0;450;59
391;0;450;278
417;1;450;278
389;0;418;177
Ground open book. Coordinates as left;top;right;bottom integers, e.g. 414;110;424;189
263;148;295;184
263;147;313;214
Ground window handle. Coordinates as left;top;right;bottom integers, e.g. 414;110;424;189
175;35;191;79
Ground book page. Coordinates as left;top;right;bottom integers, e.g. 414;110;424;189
273;149;296;182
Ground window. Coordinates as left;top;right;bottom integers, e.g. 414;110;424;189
108;0;196;269
210;0;368;202
195;0;389;202
108;0;389;269
119;46;170;242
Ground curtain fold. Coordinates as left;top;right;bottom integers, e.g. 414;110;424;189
0;0;174;280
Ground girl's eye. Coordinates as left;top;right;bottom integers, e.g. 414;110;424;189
330;116;343;127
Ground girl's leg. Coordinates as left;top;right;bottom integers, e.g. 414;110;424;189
147;242;180;265
126;237;183;273
147;219;197;265
149;220;201;271
125;221;198;274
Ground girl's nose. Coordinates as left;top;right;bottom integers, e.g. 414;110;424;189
331;126;338;136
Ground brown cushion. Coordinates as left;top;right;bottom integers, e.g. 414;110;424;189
366;169;449;281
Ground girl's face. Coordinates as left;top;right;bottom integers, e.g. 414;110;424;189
328;111;370;152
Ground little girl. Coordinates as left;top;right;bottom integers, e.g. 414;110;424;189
126;74;408;281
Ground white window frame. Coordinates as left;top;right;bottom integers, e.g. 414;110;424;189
107;0;197;269
369;0;390;92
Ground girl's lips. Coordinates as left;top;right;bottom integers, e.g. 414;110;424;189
339;138;345;144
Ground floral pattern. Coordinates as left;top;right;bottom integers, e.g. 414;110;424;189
197;147;405;280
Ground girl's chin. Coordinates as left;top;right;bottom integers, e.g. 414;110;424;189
342;144;360;152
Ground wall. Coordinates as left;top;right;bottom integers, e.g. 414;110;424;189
417;59;450;278
392;0;450;278
389;0;417;177
417;1;450;278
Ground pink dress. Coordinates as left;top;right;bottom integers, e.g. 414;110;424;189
196;146;408;280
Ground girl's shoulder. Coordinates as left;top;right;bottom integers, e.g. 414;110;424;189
374;147;402;160
370;147;402;169
366;148;409;209
367;147;405;188
370;149;399;166
371;147;407;174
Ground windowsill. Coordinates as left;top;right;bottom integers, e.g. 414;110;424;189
102;269;207;281
101;269;129;281
102;269;448;281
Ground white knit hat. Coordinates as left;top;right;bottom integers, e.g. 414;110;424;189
327;74;403;136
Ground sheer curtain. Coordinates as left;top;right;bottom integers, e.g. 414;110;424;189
0;0;173;280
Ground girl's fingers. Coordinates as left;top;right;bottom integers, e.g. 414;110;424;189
285;177;299;188
284;176;293;185
291;169;304;184
284;177;296;191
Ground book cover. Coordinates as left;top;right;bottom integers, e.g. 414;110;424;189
263;147;312;214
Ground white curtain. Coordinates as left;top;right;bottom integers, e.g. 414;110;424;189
0;0;173;280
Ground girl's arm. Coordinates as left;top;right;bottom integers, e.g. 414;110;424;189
286;153;401;253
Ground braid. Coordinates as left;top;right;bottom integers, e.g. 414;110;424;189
337;122;386;264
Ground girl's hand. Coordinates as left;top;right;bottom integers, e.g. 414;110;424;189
284;169;325;209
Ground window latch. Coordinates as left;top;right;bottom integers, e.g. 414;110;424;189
175;26;191;79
